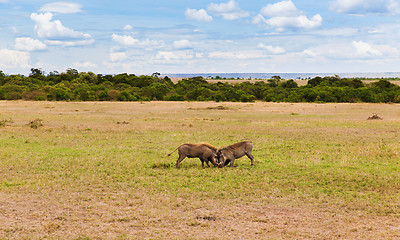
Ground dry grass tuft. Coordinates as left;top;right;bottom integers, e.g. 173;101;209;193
116;121;129;124
368;114;383;120
0;118;13;127
196;216;216;221
29;118;43;128
151;162;172;169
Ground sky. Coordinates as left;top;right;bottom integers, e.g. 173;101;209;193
1;0;400;75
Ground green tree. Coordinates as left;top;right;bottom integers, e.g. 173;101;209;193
281;80;298;88
29;68;45;80
142;83;170;100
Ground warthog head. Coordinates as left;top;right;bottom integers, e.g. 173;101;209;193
212;152;219;167
216;150;226;168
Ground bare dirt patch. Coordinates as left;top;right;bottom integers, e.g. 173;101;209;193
1;191;399;239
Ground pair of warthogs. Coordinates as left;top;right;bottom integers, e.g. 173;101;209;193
167;141;254;168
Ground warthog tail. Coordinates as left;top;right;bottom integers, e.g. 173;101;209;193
167;146;181;157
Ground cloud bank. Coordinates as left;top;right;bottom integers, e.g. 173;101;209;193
39;2;83;14
0;49;30;70
330;0;400;15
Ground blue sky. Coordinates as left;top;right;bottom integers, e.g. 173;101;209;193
1;0;400;75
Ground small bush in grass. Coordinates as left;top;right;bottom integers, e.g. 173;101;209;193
0;118;13;127
151;162;172;169
368;114;383;120
29;118;43;129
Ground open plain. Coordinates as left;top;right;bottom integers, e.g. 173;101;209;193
0;101;399;239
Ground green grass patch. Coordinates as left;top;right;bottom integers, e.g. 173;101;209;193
0;101;399;218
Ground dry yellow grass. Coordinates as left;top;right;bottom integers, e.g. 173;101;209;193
0;100;399;239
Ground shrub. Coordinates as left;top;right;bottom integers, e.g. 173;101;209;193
108;90;121;101
166;94;185;101
240;94;256;102
98;90;108;101
281;79;298;88
51;88;71;101
142;83;170;100
5;92;22;100
29;119;43;129
22;90;47;101
140;97;151;102
0;119;13;127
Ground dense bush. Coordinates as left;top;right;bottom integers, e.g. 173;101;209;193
1;68;400;103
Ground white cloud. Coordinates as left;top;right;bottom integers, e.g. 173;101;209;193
330;0;400;15
138;39;165;50
39;2;82;14
173;39;193;49
261;0;301;17
111;34;164;50
257;43;285;54
45;39;94;47
254;0;322;31
352;41;382;57
196;52;204;58
0;0;9;3
388;0;400;14
73;61;97;68
299;41;398;61
208;0;250;20
313;27;359;36
208;51;265;60
30;12;93;45
185;8;213;22
252;15;266;25
0;49;30;70
156;51;195;61
366;22;400;37
112;34;139;46
14;37;47;51
267;15;322;31
302;49;319;58
123;25;133;31
110;51;127;62
11;27;19;34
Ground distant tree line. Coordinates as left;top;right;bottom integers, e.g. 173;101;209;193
1;68;400;103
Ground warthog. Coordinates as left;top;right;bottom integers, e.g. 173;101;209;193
217;141;254;167
168;143;218;169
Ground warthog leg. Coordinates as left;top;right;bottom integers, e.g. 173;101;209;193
209;156;218;167
246;152;255;165
229;158;235;167
201;158;211;168
200;159;205;168
224;159;231;166
176;154;186;169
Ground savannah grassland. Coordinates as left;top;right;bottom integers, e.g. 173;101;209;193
0;101;399;239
